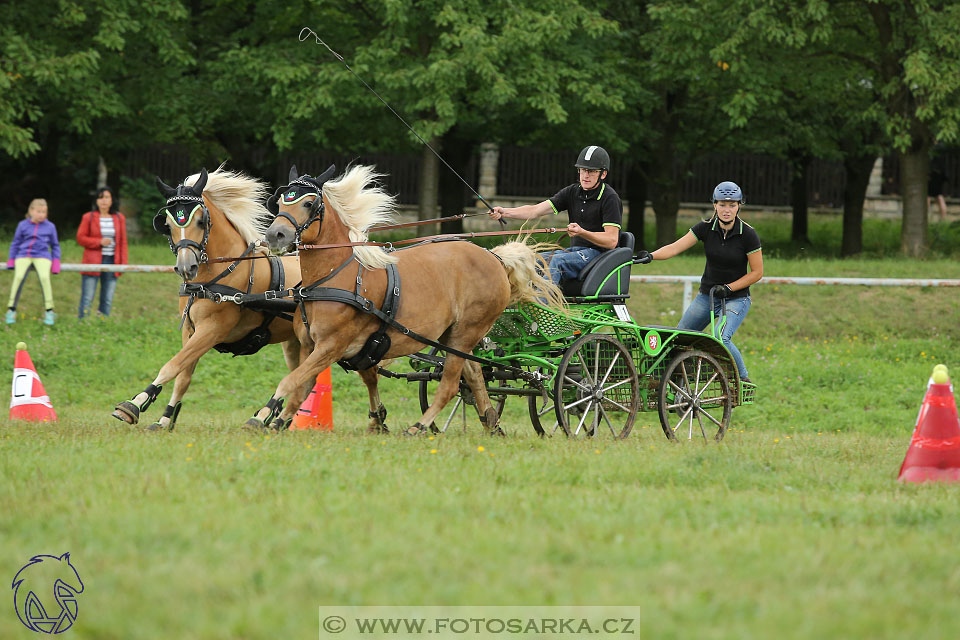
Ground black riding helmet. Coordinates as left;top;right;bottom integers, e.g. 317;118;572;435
574;145;610;172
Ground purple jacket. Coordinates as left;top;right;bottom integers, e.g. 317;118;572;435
7;219;62;273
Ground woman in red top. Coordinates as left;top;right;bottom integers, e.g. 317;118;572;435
76;186;128;318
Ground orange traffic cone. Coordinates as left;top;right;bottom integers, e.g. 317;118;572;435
10;342;57;422
898;364;960;483
290;368;333;431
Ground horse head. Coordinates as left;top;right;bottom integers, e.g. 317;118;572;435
154;168;212;280
264;164;336;253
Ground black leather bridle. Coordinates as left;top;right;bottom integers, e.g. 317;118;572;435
266;164;337;245
154;169;212;264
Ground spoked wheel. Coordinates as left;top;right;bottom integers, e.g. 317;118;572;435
417;348;507;433
657;350;732;442
554;333;640;439
528;383;562;437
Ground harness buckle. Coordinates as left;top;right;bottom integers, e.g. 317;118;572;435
211;292;223;304
230;293;244;305
264;290;277;300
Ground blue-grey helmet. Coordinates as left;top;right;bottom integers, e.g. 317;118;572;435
713;181;744;203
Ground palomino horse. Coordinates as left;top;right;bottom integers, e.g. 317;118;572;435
112;167;303;430
245;164;566;434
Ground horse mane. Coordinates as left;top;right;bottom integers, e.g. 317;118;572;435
185;166;271;247
322;164;398;269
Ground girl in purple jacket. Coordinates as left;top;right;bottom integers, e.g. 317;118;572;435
6;199;61;325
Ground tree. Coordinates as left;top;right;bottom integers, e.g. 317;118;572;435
612;0;743;249
0;0;193;222
714;0;960;257
238;0;625;229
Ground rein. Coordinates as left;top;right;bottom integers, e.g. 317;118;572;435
299;227;562;251
205;227;563;263
368;211;492;232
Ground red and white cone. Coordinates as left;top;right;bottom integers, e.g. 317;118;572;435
898;364;960;483
10;342;57;422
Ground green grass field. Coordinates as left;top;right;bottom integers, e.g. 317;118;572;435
1;214;959;638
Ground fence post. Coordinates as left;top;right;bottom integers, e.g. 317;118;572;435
477;143;499;208
682;280;693;313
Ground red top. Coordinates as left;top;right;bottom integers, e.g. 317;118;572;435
76;211;128;277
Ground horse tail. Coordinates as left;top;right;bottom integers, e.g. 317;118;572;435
490;240;567;314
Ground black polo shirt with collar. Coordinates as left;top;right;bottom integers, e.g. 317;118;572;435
548;182;623;250
690;216;762;298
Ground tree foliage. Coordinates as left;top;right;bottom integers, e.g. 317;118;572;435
2;0;960;258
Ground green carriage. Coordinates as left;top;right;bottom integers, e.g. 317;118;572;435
397;232;756;441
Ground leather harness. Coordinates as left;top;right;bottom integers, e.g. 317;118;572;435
179;242;298;356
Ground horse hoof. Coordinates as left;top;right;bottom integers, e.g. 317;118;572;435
367;424;389;434
489;426;506;437
112;402;139;424
243;417;265;431
403;423;428;437
269;417;291;432
145;421;173;432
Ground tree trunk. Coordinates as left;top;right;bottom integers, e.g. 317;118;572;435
789;153;810;245
840;154;876;257
418;141;439;223
652;185;680;249
650;139;680;248
439;131;473;235
899;147;929;256
624;158;647;251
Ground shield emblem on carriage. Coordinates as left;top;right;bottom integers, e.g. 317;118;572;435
643;330;662;355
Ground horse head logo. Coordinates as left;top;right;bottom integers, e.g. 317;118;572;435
12;553;84;634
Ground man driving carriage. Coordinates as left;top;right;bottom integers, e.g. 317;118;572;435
488;145;623;284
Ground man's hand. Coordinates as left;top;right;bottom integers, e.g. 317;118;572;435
566;222;582;237
633;250;652;264
489;207;505;221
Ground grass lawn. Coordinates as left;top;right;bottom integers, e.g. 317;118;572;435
0;215;959;638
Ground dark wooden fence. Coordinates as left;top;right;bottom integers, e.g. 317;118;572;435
497;147;846;207
125;147;470;206
127;144;959;209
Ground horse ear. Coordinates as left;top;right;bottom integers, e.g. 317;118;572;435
192;168;209;195
316;164;336;185
155;176;178;200
288;165;299;183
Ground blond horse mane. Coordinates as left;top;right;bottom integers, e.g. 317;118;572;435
185;166;272;247
321;165;398;269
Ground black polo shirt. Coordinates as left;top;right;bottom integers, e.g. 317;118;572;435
549;182;623;250
690;216;762;298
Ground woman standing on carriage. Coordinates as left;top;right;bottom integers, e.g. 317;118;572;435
636;181;763;383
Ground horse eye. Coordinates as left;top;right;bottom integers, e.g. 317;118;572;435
302;200;313;209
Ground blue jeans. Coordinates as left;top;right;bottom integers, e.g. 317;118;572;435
543;247;603;285
78;256;117;318
677;293;752;380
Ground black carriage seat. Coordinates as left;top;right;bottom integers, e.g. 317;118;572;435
560;232;635;301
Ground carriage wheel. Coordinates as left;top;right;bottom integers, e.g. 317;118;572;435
417;349;507;433
553;334;640;439
528;384;562;437
657;350;732;442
